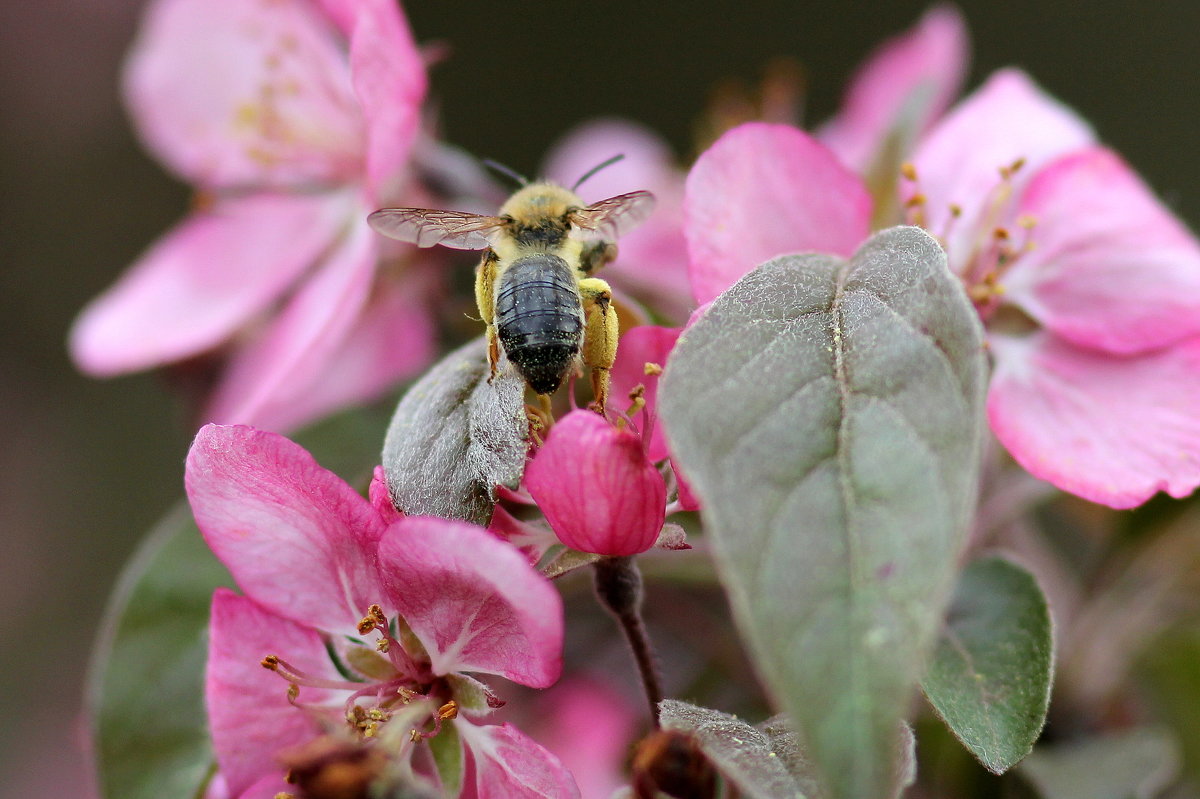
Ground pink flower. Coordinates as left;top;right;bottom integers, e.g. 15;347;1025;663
70;0;434;432
682;70;1200;508
817;4;969;175
544;120;693;323
525;410;666;556
185;424;578;798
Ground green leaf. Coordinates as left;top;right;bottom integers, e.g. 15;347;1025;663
660;226;987;799
88;407;390;799
86;504;232;799
659;700;803;799
382;337;529;525
1018;728;1180;799
922;556;1053;773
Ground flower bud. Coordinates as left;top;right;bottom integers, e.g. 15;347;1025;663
526;410;666;556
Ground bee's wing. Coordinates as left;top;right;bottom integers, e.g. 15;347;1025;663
571;190;656;240
367;208;508;250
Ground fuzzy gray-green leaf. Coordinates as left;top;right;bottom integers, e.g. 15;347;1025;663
660;226;986;799
922;556;1053;773
660;700;803;799
382;337;529;525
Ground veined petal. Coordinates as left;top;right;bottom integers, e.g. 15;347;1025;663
820;5;969;174
457;722;580;799
186;425;387;631
376;518;564;687
242;265;437;433
909;69;1095;269
988;333;1200;508
684;122;871;305
124;0;362;188
203;212;376;431
70;191;345;376
525;410;666;556
347;0;426;200
609;325;681;462
545;119;693;315
207;590;337;796
1005;148;1200;353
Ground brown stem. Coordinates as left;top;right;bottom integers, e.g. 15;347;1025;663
593;556;663;726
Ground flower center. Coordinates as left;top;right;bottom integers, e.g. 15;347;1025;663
260;604;454;742
901;160;1040;321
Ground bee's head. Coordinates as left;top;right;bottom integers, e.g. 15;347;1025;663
499;183;586;227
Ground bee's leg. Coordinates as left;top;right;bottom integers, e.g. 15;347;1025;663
579;277;618;415
475;251;500;380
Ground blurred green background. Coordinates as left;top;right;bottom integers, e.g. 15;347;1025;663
3;0;1199;793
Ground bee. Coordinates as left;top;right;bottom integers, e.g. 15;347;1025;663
367;159;654;413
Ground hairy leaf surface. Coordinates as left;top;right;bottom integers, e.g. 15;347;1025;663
923;556;1053;773
382;337;529;525
661;226;986;799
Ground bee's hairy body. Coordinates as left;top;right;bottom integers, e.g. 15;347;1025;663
477;184;616;405
368;175;654;412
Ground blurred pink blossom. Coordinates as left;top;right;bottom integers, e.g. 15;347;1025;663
817;4;969;175
682;70;1200;509
526;410;666;556
186;424;576;797
70;0;435;432
544;120;693;323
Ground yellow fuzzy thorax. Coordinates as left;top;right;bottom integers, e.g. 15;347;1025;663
498;182;585;224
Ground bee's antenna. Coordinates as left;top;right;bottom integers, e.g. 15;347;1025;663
482;159;529;188
573;154;626;192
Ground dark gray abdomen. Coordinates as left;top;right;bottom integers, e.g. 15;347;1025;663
495;254;583;395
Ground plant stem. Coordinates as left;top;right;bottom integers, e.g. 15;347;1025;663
593;556;663;727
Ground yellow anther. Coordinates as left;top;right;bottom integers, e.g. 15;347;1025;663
905;192;927;208
438;701;460;721
357;617;375;635
993;227;1011;241
1017;213;1038;229
397;687;418;703
369;605;387;625
261;655;280;671
287;684;299;702
409;729;422;743
948;203;963;218
375;637;390;653
643;362;663;376
900;162;918;182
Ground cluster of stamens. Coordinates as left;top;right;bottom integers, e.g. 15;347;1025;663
901;159;1040;318
260;604;458;744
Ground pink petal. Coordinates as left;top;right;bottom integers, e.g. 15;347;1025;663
207;590;336;796
203;211;377;431
235;774;296;799
347;0;426;201
988;333;1200;508
458;722;580;799
376;517;564;687
544;119;693;317
370;465;404;524
819;5;969;174
488;505;560;566
242;264;437;433
186;424;387;631
909;69;1095;270
525;410;666;556
521;677;637;799
609;326;681;462
124;0;362;189
70;191;348;376
1005;148;1200;354
684;122;872;305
